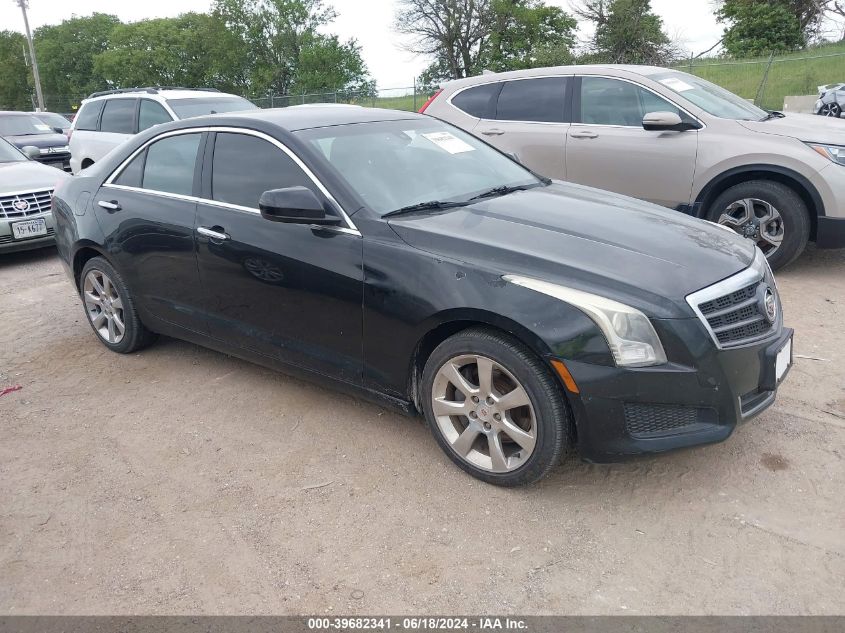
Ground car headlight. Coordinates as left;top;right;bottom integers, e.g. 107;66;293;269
503;275;667;367
807;143;845;166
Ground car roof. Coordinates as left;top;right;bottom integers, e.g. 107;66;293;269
82;89;239;103
0;111;37;116
440;64;673;90
163;104;423;133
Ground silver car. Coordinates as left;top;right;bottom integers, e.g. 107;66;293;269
0;137;70;254
423;65;845;269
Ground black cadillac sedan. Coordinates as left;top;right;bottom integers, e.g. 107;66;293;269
52;106;793;486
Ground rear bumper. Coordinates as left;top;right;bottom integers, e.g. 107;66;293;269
562;325;793;463
816;215;845;249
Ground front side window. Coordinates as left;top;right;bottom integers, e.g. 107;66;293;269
451;83;500;119
75;101;104;131
138;100;172;132
211;133;314;209
100;99;136;134
166;97;257;119
496;77;568;123
579;77;680;126
297;119;541;215
142;133;201;196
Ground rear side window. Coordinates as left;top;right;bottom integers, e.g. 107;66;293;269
113;151;145;188
138;100;172;132
75;101;103;131
142;133;201;196
211;133;314;209
451;83;500;119
100;99;136;134
496;77;568;123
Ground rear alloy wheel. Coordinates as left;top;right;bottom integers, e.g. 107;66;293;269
79;256;156;353
818;103;842;118
421;328;571;486
708;180;809;270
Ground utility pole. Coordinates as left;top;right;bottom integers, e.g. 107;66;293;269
16;0;45;111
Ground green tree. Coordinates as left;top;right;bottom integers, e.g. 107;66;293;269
485;0;577;71
0;30;30;110
213;0;371;96
33;14;120;111
575;0;679;65
717;1;808;56
93;13;248;93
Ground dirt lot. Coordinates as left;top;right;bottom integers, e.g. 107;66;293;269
0;246;843;615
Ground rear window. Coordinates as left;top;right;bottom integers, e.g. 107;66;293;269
100;99;136;134
75;101;104;131
451;83;500;119
496;77;568;123
165;97;257;119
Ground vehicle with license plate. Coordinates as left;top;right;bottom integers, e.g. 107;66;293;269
52;106;793;486
0;111;72;172
421;65;845;270
0;136;70;253
68;87;258;174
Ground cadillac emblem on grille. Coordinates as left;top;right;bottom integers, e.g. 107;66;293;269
763;286;777;323
13;198;29;212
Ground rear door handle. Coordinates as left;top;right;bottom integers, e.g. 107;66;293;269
97;199;121;212
481;129;505;136
570;130;599;139
197;226;230;241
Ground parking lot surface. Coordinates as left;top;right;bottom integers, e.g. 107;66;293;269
1;246;843;615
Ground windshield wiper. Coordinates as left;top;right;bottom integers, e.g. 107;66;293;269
468;183;541;201
382;200;470;218
759;110;786;121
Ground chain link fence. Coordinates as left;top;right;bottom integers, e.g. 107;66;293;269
679;50;845;111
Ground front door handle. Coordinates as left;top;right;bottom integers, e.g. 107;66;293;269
97;199;121;212
197;226;230;241
481;129;505;136
570;130;599;139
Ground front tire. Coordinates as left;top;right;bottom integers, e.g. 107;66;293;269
420;328;571;486
707;180;809;270
79;256;156;353
818;103;842;118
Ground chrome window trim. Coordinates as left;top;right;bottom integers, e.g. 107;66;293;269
446;72;705;129
103;125;360;235
685;248;770;349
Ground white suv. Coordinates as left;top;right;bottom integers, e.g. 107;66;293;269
68;87;257;174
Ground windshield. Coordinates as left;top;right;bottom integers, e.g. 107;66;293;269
647;71;768;121
0;114;55;136
166;96;258;119
34;112;71;129
296;119;541;215
0;137;26;163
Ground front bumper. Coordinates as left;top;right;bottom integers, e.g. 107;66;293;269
0;213;56;253
562;324;793;463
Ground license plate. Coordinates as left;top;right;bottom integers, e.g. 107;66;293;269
11;218;47;240
775;337;792;383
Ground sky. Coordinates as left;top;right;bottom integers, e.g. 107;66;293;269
0;0;726;89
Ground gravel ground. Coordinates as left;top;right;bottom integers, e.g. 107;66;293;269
0;245;843;615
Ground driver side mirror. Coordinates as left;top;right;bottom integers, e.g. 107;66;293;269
642;111;701;132
259;186;341;225
21;145;41;160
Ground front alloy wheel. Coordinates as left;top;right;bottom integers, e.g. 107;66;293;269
818;103;842;118
717;198;784;257
421;328;571;486
432;354;536;473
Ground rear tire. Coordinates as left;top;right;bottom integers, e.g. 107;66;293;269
420;327;571;486
707;180;810;270
79;256;157;353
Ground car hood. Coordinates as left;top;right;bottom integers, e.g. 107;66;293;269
0;160;70;191
737;112;845;145
6;133;69;149
387;182;756;319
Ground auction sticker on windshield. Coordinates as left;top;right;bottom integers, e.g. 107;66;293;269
660;77;695;92
422;131;475;154
12;218;47;240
